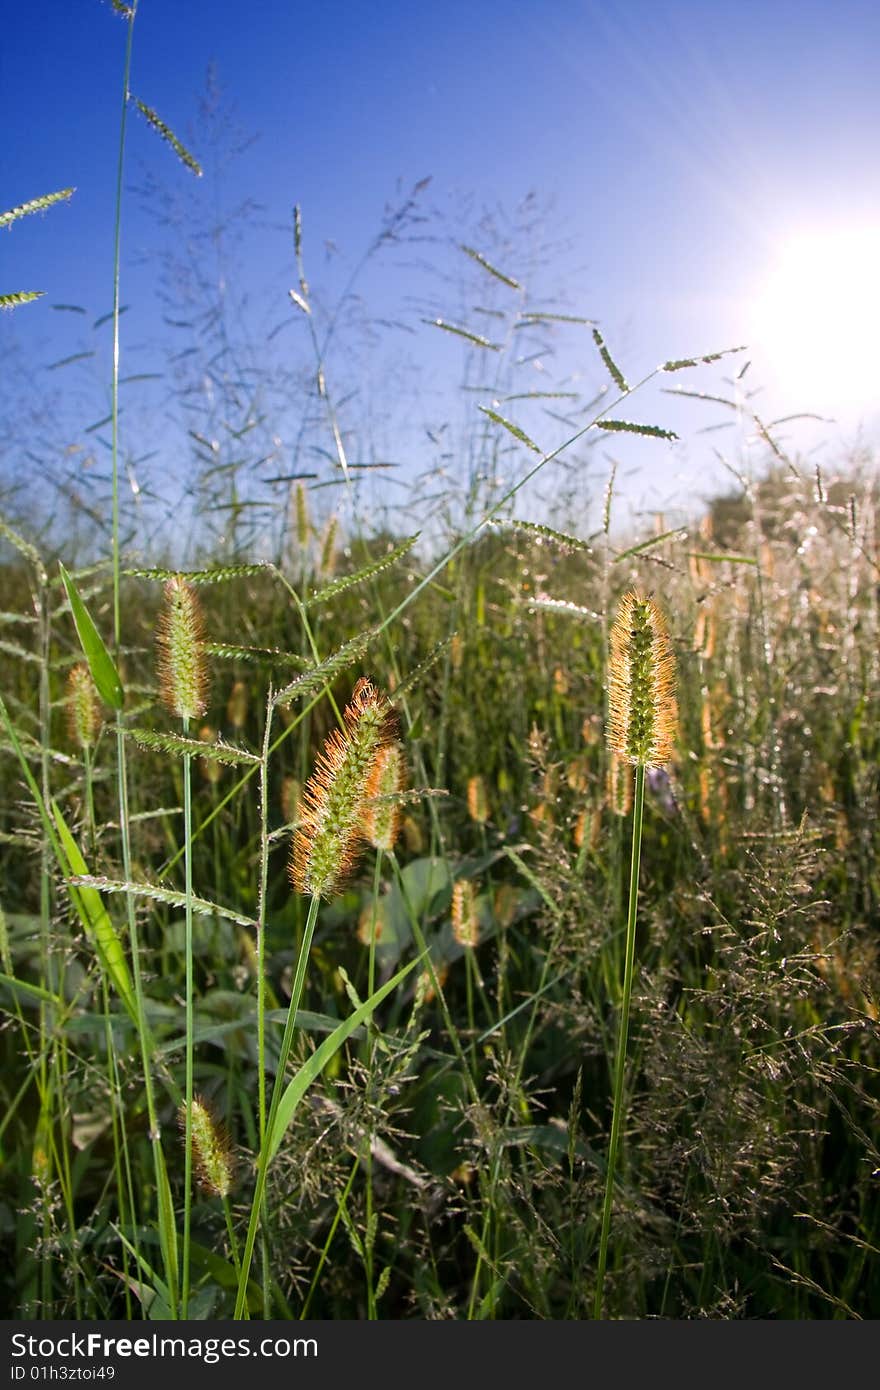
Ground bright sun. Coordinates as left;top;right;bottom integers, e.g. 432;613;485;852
751;225;880;416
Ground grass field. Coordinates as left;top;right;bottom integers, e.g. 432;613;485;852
2;5;879;1318
2;453;879;1318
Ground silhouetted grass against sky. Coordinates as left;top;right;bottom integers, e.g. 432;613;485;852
2;0;879;538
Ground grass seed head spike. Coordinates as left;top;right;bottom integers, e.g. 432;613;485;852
66;662;102;749
451;880;480;949
466;774;489;824
179;1096;235;1199
361;741;407;852
291;677;398;900
607;589;677;769
156;576;210;721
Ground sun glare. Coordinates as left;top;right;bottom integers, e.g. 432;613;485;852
751;225;880;415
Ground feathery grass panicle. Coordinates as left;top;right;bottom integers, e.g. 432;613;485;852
156;576;210;721
178;1096;235;1199
66;663;102;749
607;590;677;768
292;677;398;900
361;742;407;852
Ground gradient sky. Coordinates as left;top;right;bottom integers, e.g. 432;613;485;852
3;0;880;541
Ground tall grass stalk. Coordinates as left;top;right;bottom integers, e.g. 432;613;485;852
593;760;645;1317
594;590;676;1318
233;890;321;1318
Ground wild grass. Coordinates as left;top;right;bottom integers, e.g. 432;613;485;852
1;4;878;1319
2;457;879;1318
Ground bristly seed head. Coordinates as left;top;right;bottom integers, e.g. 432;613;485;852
451;880;480;949
66;662;102;749
361;741;407;852
156;576;209;722
607;590;677;768
291;677;398;900
179;1095;235;1199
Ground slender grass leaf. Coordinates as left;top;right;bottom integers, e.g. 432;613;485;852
52;802;138;1024
267;952;423;1163
48;351;95;370
93;306;128;330
58;563;123;709
662;387;738;410
478;407;542;455
612;528;688;562
0;972;65;1007
153;1143;179;1316
686;550;758;566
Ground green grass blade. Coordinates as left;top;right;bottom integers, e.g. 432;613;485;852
266;953;423;1163
52;801;138;1024
58;563;124;709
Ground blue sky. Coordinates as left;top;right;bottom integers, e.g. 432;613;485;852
3;0;880;545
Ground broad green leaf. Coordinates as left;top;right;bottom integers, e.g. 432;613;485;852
58;562;124;709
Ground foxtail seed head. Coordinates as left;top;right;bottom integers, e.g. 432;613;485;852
179;1095;235;1199
291;677;398;900
66;663;102;749
607;590;677;768
466;775;489;825
451;880;480;949
361;741;407;852
156;576;209;722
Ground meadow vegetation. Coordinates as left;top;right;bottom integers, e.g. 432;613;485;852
1;6;878;1319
